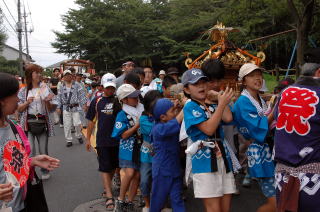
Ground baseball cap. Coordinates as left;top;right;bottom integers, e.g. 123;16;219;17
117;84;141;100
238;63;265;81
101;73;116;88
122;61;135;66
181;68;208;86
152;98;174;120
85;78;92;85
159;70;166;75
167;67;179;75
63;69;72;76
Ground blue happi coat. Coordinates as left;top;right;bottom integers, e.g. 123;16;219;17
232;89;274;178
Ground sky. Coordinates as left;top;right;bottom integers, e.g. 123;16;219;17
1;0;77;67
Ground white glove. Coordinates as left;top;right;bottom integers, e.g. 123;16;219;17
203;141;215;149
185;140;202;155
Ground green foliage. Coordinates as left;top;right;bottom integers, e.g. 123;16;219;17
0;56;19;75
0;11;7;51
52;0;320;71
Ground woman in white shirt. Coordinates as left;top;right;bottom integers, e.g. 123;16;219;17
17;64;57;180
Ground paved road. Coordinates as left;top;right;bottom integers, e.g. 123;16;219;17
42;126;266;212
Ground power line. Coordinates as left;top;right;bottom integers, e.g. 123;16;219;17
24;0;33;30
3;25;17;38
2;0;17;23
1;9;17;34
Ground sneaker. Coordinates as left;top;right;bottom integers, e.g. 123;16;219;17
59;124;64;128
41;173;51;180
78;137;84;144
126;202;134;211
115;199;126;212
66;142;73;147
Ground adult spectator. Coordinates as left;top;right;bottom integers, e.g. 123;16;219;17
57;70;88;147
115;61;135;88
50;68;60;95
17;64;58;180
77;73;88;128
274;62;320;212
167;67;180;83
143;66;154;86
159;70;166;80
50;68;61;124
132;67;145;88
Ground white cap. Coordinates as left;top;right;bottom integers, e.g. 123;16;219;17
238;63;265;81
159;70;166;75
117;84;141;101
63;69;72;76
101;73;116;88
83;73;91;78
85;78;92;85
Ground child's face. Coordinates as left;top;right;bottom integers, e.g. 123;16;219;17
160;106;176;122
206;79;221;92
162;85;172;98
103;86;115;97
243;70;263;92
184;79;207;101
123;97;139;107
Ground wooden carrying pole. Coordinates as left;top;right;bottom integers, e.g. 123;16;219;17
248;29;296;43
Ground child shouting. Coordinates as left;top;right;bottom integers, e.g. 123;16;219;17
150;98;185;212
112;84;144;211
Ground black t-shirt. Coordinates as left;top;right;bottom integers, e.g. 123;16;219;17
50;77;60;95
86;96;121;147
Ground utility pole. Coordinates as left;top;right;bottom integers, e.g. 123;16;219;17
17;0;24;77
23;7;29;57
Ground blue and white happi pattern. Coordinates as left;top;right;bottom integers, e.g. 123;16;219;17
233;89;274;178
139;115;154;163
184;100;233;174
112;110;136;161
57;81;87;112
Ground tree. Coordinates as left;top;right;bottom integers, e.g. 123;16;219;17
287;0;316;76
52;0;320;72
0;9;8;51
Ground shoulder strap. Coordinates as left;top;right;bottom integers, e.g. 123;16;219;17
66;82;75;105
8;120;24;147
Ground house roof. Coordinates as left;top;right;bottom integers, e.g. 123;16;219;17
2;44;33;61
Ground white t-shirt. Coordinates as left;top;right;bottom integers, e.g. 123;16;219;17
27;85;50;115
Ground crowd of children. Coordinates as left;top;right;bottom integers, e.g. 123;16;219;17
82;57;319;212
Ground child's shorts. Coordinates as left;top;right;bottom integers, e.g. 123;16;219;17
257;177;276;198
193;158;236;198
96;146;119;173
140;162;152;197
119;159;140;170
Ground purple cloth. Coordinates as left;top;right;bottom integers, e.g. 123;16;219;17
274;80;320;167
